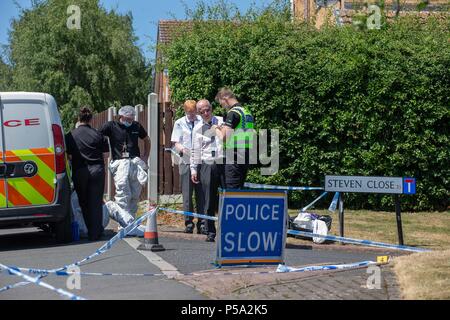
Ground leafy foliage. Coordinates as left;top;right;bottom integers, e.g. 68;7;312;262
7;0;150;131
0;58;12;91
162;5;450;211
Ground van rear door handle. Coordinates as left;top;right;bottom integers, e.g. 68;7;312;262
0;162;37;179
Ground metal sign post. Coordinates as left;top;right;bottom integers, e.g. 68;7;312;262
325;175;416;246
339;192;344;244
395;194;404;245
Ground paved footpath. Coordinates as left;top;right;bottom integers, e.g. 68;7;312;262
158;225;403;300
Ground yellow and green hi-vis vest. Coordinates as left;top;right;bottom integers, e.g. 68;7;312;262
226;106;255;149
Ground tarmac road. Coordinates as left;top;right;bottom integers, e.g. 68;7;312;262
0;227;206;300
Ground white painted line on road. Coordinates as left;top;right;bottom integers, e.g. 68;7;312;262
123;238;182;278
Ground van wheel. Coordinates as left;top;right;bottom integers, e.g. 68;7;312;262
55;208;73;243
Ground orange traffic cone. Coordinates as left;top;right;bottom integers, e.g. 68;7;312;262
137;209;165;252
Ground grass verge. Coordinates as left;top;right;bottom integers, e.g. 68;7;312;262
392;249;450;299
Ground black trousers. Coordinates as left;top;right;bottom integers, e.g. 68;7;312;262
199;163;225;237
224;150;250;189
224;163;249;189
179;163;203;228
72;164;105;241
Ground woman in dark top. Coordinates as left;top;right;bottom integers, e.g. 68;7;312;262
65;107;109;241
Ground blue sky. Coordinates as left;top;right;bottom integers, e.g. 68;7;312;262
0;0;271;62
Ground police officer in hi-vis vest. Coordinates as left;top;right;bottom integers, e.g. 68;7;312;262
213;87;255;189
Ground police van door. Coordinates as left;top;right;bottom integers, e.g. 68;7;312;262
0;96;7;208
0;95;56;208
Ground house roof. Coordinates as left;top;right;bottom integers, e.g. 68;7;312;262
157;20;193;45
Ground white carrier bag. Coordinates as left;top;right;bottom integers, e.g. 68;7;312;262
291;211;331;244
71;191;110;238
312;219;328;244
293;212;315;231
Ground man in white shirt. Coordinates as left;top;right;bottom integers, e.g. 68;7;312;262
191;99;225;242
171;100;204;234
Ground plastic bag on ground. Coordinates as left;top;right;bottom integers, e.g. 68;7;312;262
71;192;88;237
71;191;111;238
289;211;332;244
312;219;328;244
292;212;314;231
102;204;110;228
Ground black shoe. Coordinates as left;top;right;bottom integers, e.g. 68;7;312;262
197;225;207;235
184;226;194;234
205;235;215;242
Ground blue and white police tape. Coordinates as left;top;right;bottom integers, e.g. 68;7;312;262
244;182;324;191
159;207;218;221
301;191;328;212
18;207;159;276
2;267;166;278
328;192;340;212
0;209;159;293
0;263;86;300
328;192;339;212
287;229;430;253
276;260;377;273
48;207;158;273
2;261;380;281
192;260;378;276
0;281;33;293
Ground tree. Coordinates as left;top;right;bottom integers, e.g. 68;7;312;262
0;58;12;91
8;0;151;130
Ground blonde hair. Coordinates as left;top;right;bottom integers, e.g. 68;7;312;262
183;100;197;113
215;87;236;102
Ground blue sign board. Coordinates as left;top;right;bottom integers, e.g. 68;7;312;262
216;190;288;266
403;178;416;195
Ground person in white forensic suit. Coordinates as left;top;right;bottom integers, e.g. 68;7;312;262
100;106;150;236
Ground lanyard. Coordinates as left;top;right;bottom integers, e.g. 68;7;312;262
186;117;195;148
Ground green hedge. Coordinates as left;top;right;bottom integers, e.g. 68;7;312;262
162;14;450;211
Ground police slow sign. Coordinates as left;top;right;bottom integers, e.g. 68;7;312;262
217;190;287;266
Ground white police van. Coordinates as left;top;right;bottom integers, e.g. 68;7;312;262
0;92;72;243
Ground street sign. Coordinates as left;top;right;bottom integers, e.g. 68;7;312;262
325;175;403;194
217;190;288;266
324;175;417;246
403;178;416;195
